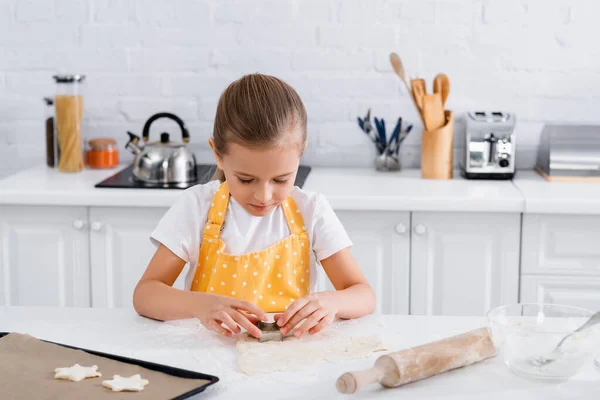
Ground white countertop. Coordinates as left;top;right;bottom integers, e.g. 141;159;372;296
513;171;600;215
0;306;597;400
3;164;600;214
0;164;524;212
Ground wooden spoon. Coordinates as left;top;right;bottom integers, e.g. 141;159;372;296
433;73;450;108
389;52;411;92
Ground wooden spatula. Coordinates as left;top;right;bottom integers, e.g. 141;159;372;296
433;73;450;108
410;78;426;111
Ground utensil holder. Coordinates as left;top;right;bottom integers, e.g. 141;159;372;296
421;110;453;180
375;153;400;172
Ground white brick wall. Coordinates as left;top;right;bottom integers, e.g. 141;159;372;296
1;0;600;179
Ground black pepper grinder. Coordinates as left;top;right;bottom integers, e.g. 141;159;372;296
44;97;57;168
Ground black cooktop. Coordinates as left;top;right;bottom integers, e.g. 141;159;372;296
95;164;312;190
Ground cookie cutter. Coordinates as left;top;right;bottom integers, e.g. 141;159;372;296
257;321;283;343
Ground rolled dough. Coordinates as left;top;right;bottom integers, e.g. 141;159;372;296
236;330;389;375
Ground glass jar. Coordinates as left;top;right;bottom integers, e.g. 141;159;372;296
86;138;119;169
53;74;86;173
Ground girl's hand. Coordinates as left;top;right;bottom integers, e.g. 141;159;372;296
273;293;338;338
194;293;268;339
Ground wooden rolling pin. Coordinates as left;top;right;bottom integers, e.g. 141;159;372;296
336;327;496;394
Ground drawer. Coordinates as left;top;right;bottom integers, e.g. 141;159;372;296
521;214;600;276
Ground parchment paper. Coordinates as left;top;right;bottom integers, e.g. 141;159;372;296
0;332;214;400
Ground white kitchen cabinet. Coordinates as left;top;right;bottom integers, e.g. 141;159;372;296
89;207;179;309
520;214;600;311
317;211;411;315
0;205;91;307
410;212;521;316
520;275;600;310
521;214;600;276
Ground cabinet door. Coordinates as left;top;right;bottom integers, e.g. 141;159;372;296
522;214;600;276
318;211;410;315
89;207;187;308
0;205;90;307
410;212;520;316
521;275;600;310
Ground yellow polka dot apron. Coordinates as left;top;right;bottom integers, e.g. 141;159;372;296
190;182;310;312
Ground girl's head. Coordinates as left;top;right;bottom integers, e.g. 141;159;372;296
209;73;307;217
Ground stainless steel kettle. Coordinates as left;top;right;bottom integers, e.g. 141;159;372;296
125;112;198;184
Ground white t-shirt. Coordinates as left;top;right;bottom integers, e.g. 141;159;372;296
150;180;353;292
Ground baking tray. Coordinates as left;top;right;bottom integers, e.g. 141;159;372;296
0;332;219;399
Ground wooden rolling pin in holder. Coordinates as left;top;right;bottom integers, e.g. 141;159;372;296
336;327;496;394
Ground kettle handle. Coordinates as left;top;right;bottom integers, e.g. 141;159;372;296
142;112;190;143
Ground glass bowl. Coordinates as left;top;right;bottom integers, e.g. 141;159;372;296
486;303;600;381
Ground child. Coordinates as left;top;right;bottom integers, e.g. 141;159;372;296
133;73;376;340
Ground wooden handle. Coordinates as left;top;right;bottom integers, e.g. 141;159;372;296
433;73;450;107
336;327;495;393
336;365;383;394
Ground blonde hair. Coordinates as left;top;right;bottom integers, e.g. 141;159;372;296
211;73;308;182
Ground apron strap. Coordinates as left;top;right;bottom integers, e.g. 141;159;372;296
205;181;306;238
205;181;230;240
282;196;307;235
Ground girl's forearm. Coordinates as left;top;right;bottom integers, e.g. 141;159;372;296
133;280;201;321
317;283;376;319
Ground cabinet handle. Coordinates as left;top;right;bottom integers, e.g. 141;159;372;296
394;223;407;235
91;221;103;232
72;219;86;230
414;224;427;235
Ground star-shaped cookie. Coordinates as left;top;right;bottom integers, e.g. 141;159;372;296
54;364;102;382
102;374;149;392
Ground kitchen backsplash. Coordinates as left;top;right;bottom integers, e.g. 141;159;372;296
1;0;600;179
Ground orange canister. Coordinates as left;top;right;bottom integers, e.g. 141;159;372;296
86;138;119;169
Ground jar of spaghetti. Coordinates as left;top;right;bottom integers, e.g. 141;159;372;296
53;74;86;173
86;138;119;169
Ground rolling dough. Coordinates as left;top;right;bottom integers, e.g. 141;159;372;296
236;330;389;375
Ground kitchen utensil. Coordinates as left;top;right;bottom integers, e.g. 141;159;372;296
422;93;445;131
374;117;387;150
357;109;383;152
398;124;413;149
389;52;425;126
389;52;411;92
421;110;453;179
486;303;600;381
53;74;86;173
461;111;516;180
410;78;426;113
125;112;198;184
257;321;283;343
336;327;495;394
433;73;450;107
530;311;600;367
383;117;402;158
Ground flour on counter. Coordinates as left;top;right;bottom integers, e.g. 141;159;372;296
236;329;389;375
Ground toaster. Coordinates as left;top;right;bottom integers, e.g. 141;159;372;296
460;111;516;180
